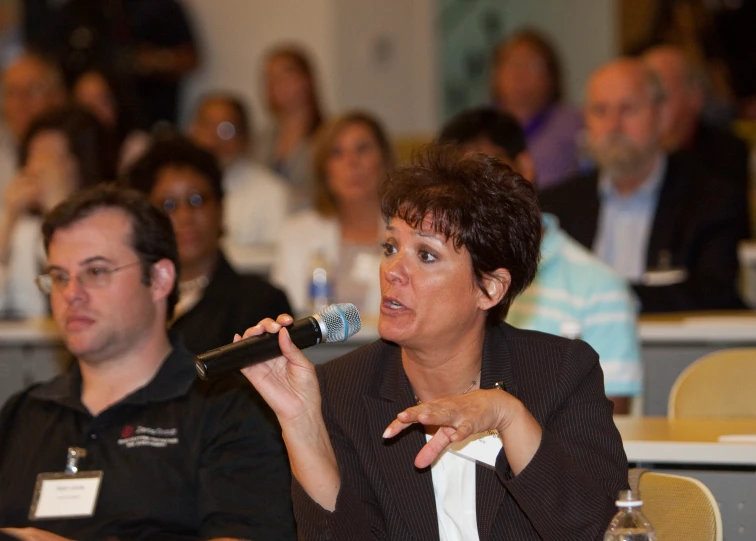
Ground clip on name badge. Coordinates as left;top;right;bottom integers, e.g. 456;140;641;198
29;447;103;520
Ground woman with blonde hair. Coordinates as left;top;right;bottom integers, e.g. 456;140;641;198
271;111;392;320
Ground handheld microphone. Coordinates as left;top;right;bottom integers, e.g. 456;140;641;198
195;303;362;379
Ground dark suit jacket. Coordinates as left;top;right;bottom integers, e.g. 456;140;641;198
293;323;628;540
171;251;292;354
683;120;750;197
540;154;747;313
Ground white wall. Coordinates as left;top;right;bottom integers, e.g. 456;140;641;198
332;0;437;135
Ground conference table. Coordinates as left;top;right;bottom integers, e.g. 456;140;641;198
3;312;756;411
638;311;756;415
616;415;756;539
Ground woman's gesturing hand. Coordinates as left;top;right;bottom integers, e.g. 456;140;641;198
382;388;542;472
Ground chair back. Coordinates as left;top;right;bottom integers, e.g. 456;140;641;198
638;471;723;541
668;347;756;419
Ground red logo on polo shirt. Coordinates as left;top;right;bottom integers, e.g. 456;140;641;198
118;425;179;448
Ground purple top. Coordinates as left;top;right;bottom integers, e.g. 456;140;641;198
523;104;583;190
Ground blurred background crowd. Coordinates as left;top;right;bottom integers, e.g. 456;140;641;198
0;0;753;398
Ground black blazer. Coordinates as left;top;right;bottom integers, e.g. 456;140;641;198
683;120;750;197
171;251;292;354
293;323;629;540
540;154;747;313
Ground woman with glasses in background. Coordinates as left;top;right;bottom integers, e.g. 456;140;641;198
126;136;291;354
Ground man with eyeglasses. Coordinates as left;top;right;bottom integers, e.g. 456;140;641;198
0;185;296;541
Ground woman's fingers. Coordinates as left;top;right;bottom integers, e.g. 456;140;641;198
276;313;295;326
383;390;513;466
240;313;294;340
414;427;456;468
382;418;413;439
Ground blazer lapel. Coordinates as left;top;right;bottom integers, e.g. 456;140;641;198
646;156;682;268
475;324;515;540
571;173;602;249
363;343;439;541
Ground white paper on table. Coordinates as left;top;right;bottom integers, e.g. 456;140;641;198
717;434;756;443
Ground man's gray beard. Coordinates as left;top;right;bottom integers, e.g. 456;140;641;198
588;138;655;178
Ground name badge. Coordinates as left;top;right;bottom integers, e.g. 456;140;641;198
28;446;102;520
448;429;503;469
29;471;103;520
640;268;688;287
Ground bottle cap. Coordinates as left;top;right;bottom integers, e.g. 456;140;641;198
559;320;582;339
615;489;643;507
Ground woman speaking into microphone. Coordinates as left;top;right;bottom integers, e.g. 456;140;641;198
240;145;628;540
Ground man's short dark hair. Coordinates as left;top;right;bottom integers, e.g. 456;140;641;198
438;107;527;162
125;136;224;201
42;184;180;320
382;143;541;321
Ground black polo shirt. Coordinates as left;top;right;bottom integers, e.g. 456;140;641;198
0;334;296;541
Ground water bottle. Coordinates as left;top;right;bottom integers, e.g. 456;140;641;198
559;320;582;340
604;490;656;541
308;251;332;314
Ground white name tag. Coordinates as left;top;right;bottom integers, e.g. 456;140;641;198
29;471;103;520
447;430;503;468
640;268;688;287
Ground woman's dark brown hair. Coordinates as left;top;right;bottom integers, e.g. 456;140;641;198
312;111;394;217
20;105;117;187
382;143;542;321
492;28;564;105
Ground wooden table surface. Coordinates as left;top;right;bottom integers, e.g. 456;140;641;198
615;415;756;466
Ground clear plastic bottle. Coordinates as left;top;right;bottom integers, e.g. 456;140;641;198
559;320;582;340
604;490;656;541
308;251;332;314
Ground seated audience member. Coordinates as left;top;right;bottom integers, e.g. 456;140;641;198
0;106;115;318
73;68;151;174
127;136;291;354
439;107;642;414
0;185;296;541
491;29;583;190
540;58;747;313
0;52;66;198
256;45;323;211
271;111;391;320
241;145;628;540
188;92;290;248
643;45;751;228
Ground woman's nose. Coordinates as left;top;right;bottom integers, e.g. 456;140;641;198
383;251;408;283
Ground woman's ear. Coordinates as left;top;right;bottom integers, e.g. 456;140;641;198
150;259;177;304
477;268;511;311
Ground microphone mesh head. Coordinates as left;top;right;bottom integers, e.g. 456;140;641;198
319;303;362;342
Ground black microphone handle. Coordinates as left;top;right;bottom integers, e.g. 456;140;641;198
195;316;322;379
